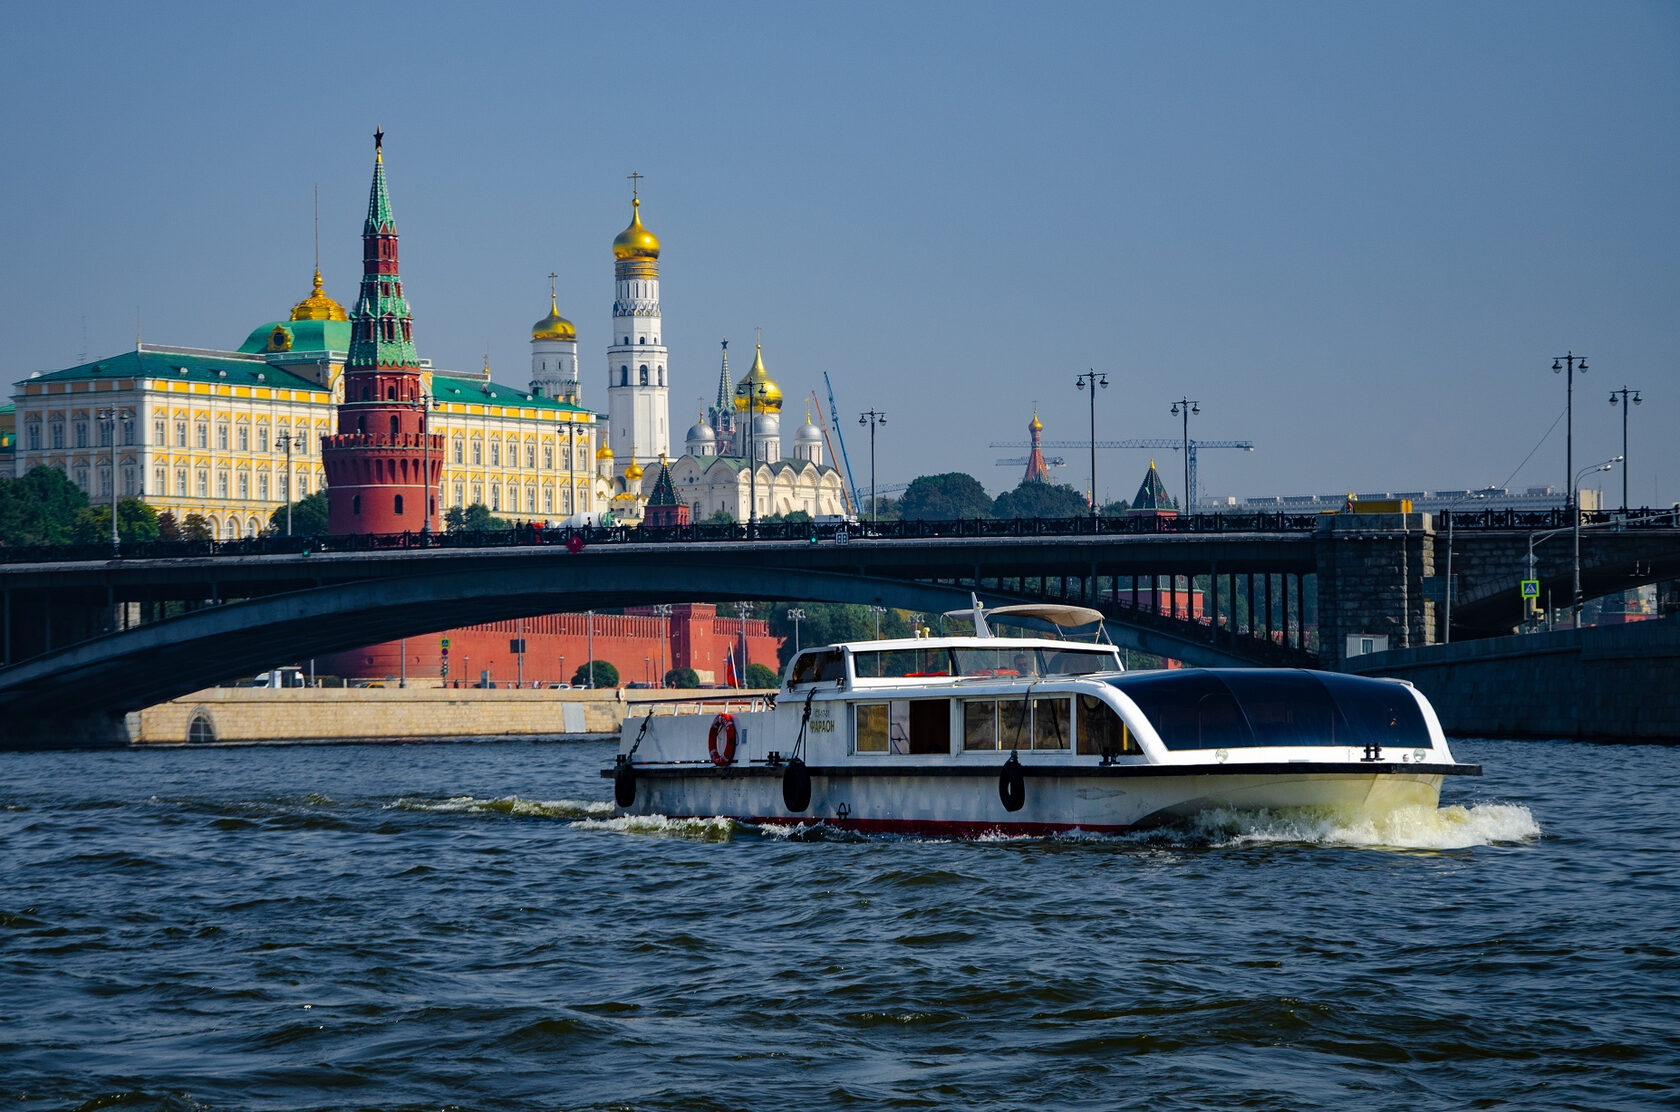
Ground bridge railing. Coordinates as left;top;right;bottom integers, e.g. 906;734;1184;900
3;507;1675;564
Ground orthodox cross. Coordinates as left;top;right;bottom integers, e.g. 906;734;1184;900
548;272;558;300
627;171;643;199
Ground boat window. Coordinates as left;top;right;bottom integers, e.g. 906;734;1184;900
852;647;954;680
1103;670;1432;751
905;699;951;754
790;649;845;686
999;697;1030;750
950;647;1039;678
855;703;889;753
1077;694;1134;756
1043;650;1118;676
962;699;997;750
1033;697;1070;750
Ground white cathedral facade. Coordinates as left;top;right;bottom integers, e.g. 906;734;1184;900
528;186;845;524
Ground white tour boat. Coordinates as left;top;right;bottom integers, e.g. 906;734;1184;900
606;602;1480;835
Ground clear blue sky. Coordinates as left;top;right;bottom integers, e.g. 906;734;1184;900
3;1;1675;507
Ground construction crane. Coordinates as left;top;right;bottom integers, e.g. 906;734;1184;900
823;372;864;515
996;455;1068;468
807;393;857;516
989;438;1255;510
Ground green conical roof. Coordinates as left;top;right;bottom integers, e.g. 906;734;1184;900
365;129;395;234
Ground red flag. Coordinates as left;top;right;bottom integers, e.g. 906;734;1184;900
724;645;739;687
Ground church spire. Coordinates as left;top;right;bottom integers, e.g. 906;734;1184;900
347;128;417;370
715;339;732;414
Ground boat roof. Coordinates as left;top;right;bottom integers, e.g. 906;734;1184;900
821;635;1119;653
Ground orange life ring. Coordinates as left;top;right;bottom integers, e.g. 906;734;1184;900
707;712;738;767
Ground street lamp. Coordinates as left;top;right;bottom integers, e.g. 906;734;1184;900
1075;370;1108;517
1441;490;1487;644
560;414;583;523
654;603;671;685
1552;352;1588;512
1572;456;1619;629
786;607;805;654
859;409;887;527
1169;397;1200;512
867;604;887;640
735;602;753;684
275;430;307;537
95;407;132;555
1608;387;1642;517
415;395;436;540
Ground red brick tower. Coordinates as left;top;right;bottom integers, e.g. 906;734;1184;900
322;130;442;535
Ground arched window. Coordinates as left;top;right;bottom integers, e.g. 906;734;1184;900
620;366;629;386
639;365;649;385
390;415;399;438
387;385;397;401
394;494;404;515
658;366;665;386
352;494;362;515
358;416;367;435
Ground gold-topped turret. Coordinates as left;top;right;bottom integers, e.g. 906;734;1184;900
1029;411;1043;433
732;343;784;413
290;269;349;323
531;294;576;342
612;197;661;261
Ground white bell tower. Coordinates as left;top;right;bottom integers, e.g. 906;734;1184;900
606;174;669;477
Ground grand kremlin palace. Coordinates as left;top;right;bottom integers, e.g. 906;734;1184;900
2;134;831;684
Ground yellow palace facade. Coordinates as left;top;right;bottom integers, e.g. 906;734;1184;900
10;273;602;538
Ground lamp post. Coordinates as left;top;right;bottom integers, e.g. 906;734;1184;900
95;407;132;555
867;604;887;640
735;602;753;683
561;414;582;522
275;430;306;537
1552;352;1588;512
859;409;886;527
786;607;805;654
1572;457;1619;629
1075;370;1108;516
586;609;595;688
1441;491;1486;644
654;603;671;685
416;395;436;540
1608;387;1642;517
1169;398;1199;513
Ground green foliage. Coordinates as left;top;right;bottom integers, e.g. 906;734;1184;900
994;480;1090;520
664;666;701;688
759;509;812;525
765;601;916;667
1100;499;1132;517
705;506;735;524
180;513;214;542
744;662;780;689
269;491;328;537
896;472;994;521
72;499;161;545
445;503;514;532
0;466;90;545
571;659;619;688
156;512;181;542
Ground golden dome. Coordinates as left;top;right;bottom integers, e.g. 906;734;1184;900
625;457;644;480
1029;411;1043;433
289;269;349;322
531;295;576;342
596;443;614;460
732;343;784;413
612;197;661;260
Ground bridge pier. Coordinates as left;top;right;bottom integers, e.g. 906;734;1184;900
1315;512;1436;670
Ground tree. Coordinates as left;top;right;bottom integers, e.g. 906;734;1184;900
156;511;181;542
72;499;161;545
994;480;1090;520
664;666;701;688
744;662;780;689
180;513;214;542
268;491;328;536
896;473;994;521
571;659;619;688
446;503;513;533
760;509;811;524
764;601;915;667
0;466;90;545
705;507;735;524
1100;498;1132;518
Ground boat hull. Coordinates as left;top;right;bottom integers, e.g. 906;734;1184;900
617;763;1450;834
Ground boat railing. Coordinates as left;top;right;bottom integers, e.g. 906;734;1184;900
625;693;775;717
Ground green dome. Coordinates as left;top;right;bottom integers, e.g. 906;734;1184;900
237;318;354;356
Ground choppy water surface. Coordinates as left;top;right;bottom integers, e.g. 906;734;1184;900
3;738;1676;1111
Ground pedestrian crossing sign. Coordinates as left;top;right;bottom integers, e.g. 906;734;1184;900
1521;580;1540;598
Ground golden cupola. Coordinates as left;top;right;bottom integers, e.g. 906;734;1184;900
289;269;349;322
1029;412;1043;433
732;343;784;412
612;197;661;261
531;295;576;342
625;456;644;481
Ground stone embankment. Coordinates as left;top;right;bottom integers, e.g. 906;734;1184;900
131;688;771;746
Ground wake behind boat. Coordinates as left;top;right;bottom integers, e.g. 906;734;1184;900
605;601;1480;835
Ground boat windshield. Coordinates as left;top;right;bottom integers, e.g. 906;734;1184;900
850;645;1118;680
1103;670;1432;751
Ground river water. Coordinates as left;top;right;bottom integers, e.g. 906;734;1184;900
3;736;1676;1111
